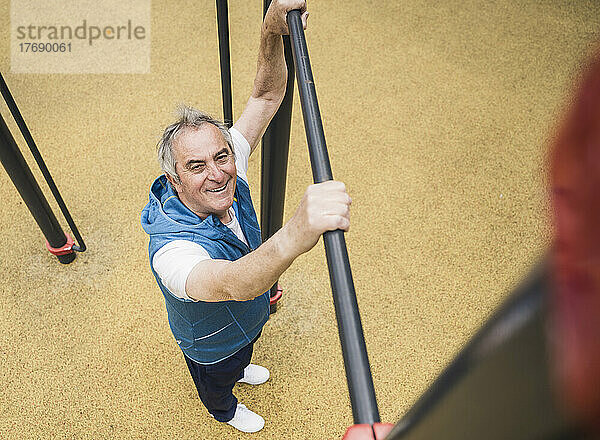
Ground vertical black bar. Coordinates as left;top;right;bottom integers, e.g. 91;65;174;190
216;0;233;127
287;10;380;425
0;114;74;263
261;0;295;312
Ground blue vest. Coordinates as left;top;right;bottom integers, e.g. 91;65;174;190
141;175;269;364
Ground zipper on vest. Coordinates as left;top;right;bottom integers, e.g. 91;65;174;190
230;192;255;254
215;221;252;255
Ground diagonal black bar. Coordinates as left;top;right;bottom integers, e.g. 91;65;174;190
384;260;581;440
0;113;75;264
0;72;85;253
287;10;380;425
216;0;233;128
260;0;295;313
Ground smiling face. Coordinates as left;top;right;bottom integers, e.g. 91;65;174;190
167;123;236;222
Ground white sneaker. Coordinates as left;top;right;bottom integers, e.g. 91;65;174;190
226;403;265;433
237;364;270;385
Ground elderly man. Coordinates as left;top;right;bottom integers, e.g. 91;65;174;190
141;0;351;433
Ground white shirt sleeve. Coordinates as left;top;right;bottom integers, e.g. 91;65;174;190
152;240;212;301
229;126;251;182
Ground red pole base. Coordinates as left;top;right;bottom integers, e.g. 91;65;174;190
270;283;283;305
342;423;394;440
270;282;283;313
46;234;76;264
46;234;74;256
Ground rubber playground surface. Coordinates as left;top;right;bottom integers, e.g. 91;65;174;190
1;1;599;438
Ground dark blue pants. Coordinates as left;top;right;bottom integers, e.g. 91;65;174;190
183;336;258;422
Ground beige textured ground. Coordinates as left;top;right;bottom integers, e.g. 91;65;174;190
1;1;599;439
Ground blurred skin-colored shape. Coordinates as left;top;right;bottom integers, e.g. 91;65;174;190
551;46;600;433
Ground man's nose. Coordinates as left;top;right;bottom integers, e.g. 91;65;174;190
206;162;225;181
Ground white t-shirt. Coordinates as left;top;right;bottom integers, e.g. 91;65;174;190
152;127;252;301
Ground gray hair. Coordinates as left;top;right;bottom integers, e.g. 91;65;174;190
157;105;234;184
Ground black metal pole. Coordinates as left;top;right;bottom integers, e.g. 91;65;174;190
260;0;295;313
216;0;233;127
0;73;85;253
384;262;581;440
0;114;75;264
287;10;380;425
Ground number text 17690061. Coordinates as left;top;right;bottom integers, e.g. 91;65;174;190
19;42;72;53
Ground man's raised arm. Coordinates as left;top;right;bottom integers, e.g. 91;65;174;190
232;0;308;153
